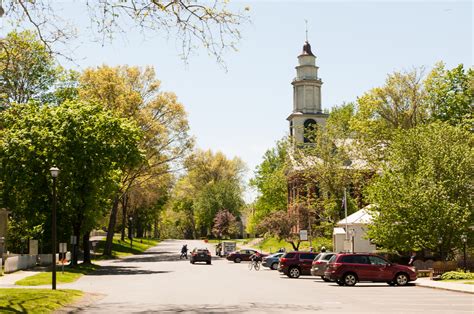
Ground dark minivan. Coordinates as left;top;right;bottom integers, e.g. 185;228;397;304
324;253;417;286
278;251;317;278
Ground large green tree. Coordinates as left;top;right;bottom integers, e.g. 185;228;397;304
165;149;245;238
248;139;288;233
0;30;58;108
366;122;473;258
0;101;143;263
424;62;473;130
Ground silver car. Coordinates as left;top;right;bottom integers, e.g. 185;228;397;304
311;252;335;281
262;252;285;270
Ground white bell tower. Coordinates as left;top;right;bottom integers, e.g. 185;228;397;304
287;39;328;144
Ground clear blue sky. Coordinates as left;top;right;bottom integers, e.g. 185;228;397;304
8;1;474;201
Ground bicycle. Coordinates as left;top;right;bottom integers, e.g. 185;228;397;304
248;259;261;271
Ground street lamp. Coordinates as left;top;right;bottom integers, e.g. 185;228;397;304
461;234;468;271
49;166;60;290
350;229;356;253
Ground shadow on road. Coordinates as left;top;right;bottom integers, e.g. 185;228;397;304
116;251;194;263
87;265;172;276
79;302;325;313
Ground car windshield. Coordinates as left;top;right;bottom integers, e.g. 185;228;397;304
313;253;322;261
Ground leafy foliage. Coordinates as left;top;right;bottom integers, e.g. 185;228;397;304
248;139;288;233
212;209;239;239
0;101;143;257
0;30;58;108
366;122;473;257
255;210;301;250
441;271;474;281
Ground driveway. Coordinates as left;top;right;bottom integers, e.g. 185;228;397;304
62;239;474;313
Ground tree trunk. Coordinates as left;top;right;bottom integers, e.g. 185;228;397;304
71;225;81;266
120;195;128;241
83;232;91;264
153;217;159;239
103;194;120;256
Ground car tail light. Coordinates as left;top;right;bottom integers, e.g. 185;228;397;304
206;251;211;256
312;260;323;266
280;257;287;264
328;263;341;270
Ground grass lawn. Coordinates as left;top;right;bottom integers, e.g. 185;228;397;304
207;238;254;245
0;288;83;313
94;236;160;259
15;264;99;286
253;237;333;253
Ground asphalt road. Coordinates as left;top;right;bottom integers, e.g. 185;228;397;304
64;239;474;313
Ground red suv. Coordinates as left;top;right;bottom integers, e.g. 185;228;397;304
324;253;417;286
278;251;317;278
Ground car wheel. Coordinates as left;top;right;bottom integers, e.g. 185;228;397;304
395;273;409;286
387;281;396;286
343;273;357;286
234;257;241;263
323;277;331;282
288;267;301;279
190;261;194;264
271;263;278;270
207;261;211;265
336;279;345;286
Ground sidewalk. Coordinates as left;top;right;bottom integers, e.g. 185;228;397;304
415;277;474;294
0;270;42;288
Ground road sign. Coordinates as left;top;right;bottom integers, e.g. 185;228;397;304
59;242;67;253
299;230;308;241
70;236;77;245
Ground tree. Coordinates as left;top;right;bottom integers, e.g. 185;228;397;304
350;68;428;164
292;103;366;237
77;65;193;256
424;62;474;130
366;122;473;258
248;139;288;233
0;101;143;263
255;210;302;251
0;30;58;108
164;149;246;238
212;209;238;239
0;1;250;66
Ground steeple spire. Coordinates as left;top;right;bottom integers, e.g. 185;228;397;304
305;19;308;42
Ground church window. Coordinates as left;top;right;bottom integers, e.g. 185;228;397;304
303;119;317;143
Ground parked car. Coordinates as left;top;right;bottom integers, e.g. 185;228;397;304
278;251;318;278
311;252;336;281
190;248;212;265
324;253;417;286
226;249;258;263
262;252;285;270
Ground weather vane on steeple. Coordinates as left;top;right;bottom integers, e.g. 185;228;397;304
305;19;308;41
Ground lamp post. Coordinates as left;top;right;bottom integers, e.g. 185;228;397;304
49;166;60;290
461;234;467;271
350;229;356;253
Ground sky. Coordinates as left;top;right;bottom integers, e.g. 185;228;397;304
2;1;472;201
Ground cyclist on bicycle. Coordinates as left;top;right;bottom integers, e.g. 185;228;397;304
250;251;262;264
180;244;188;259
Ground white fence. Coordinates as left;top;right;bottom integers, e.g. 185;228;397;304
4;255;37;273
3;252;71;273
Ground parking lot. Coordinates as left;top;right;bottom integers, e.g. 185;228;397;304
64;240;474;313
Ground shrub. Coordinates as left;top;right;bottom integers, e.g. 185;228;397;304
441;271;474;280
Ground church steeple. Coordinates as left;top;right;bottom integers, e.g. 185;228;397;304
287;39;328;144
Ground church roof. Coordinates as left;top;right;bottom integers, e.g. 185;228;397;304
300;41;315;56
337;205;375;226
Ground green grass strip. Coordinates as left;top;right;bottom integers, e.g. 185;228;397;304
15;264;99;286
0;288;83;313
94;237;160;259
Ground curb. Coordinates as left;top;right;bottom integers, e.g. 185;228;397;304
415;283;474;295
